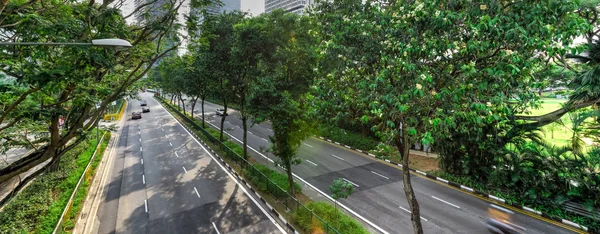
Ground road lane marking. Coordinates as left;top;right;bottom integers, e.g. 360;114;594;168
261;138;268;142
331;154;345;161
248;131;254;135
212;222;221;234
226;121;230;124
194;187;201;198
144;200;148;213
175;152;179;157
141;158;144;164
140;147;143;152
398;206;428;221
267;128;273;132
169;142;173;147
371;171;389;180
182;166;187;173
162;128;164;131
431;196;460;209
139;138;141;142
305;160;318;166
303;143;313;148
138;131;140;135
142;175;146;184
342;178;360;187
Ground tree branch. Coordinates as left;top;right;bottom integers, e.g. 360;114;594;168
0;86;41;126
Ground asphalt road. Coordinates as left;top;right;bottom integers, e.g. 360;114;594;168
95;94;284;234
176;98;578;234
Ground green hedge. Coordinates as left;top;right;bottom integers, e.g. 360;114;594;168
294;202;369;234
0;133;101;233
244;164;301;198
317;125;379;151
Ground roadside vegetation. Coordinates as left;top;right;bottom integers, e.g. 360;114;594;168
0;130;107;233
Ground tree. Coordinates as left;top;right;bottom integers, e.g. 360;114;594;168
249;10;317;196
330;178;354;228
0;0;187;184
198;11;246;141
231;14;275;159
311;0;586;233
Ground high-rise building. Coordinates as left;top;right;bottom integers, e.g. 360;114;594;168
194;0;242;25
265;0;313;15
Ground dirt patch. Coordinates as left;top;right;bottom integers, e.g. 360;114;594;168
408;153;439;172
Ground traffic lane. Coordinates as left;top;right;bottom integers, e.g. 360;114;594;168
97;121;130;234
115;107;149;233
146;94;283;233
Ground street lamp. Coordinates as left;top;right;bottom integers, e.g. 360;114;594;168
0;38;132;51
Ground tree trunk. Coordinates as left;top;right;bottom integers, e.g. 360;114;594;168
395;127;424;234
191;97;197;119
220;101;228;141
286;161;296;196
201;98;206;128
241;96;248;160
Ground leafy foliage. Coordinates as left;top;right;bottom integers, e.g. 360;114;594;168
317;125;379;151
244;164;302;198
294;202;368;234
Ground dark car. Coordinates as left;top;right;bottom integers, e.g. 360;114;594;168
140;100;147;106
142;107;150;113
131;112;142;119
216;108;228;116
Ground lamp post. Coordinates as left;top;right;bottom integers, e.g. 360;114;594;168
0;38;132;51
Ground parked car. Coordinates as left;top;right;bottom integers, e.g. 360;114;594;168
140;100;147;106
142;107;150;113
131;112;142;119
216;108;228;116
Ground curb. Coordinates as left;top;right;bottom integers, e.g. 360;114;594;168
315;136;593;233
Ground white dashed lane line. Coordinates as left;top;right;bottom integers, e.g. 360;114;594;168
305;160;318;166
249;131;254;135
140;147;143;152
371;171;390;180
182;166;188;173
144;200;148;213
303;143;313;148
194;187;201;198
331;154;344;161
342;178;360;187
431;196;460;209
142;175;146;184
169;142;173;147
212;222;221;234
261;138;268;142
175;152;179;157
398;206;428;221
141;158;144;165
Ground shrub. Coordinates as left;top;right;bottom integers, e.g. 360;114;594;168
294;202;368;234
223;141;244;161
317;125;378;151
244;164;301;198
206;128;227;141
0;135;102;233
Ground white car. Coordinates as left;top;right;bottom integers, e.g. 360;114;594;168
216;109;228;116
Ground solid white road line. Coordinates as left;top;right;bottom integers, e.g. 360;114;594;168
343;178;360;187
157;101;286;233
331;154;345;161
371;171;390;180
303;143;313;148
182;166;188;173
142;175;146;184
431;196;460;209
212;222;221;234
261;138;268;142
169;142;173;147
305;159;318;166
141;158;144;165
144;200;148;213
175;152;179;157
398;206;428;221
194;187;201;198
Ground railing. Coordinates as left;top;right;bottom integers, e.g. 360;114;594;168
103;99;127;121
160;98;342;234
